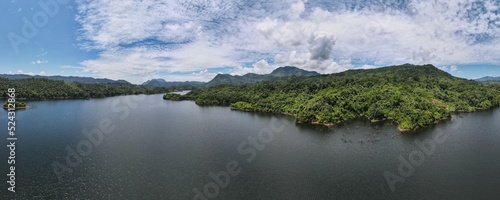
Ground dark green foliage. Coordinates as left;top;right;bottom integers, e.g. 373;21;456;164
163;93;186;101
230;102;255;111
0;78;180;100
0;74;131;85
183;64;500;131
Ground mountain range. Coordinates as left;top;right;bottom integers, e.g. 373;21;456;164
0;66;319;88
0;74;131;85
475;76;500;82
205;66;320;87
141;79;206;87
5;67;496;88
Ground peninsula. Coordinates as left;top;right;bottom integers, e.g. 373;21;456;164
165;64;500;131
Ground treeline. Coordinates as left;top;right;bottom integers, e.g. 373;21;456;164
0;78;191;100
173;64;500;131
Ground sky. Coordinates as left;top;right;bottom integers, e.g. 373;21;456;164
0;0;499;84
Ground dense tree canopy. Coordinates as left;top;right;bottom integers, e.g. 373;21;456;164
0;78;188;100
174;64;500;131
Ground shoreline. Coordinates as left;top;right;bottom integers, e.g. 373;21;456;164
0;93;167;102
228;105;495;132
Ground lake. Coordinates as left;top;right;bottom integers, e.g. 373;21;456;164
1;94;499;199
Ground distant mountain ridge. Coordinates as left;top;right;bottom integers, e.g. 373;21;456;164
475;76;500;82
205;66;320;87
269;66;321;77
141;79;206;87
0;74;131;85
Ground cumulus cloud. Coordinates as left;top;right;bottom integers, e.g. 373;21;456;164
231;59;277;75
308;34;335;61
289;0;306;20
17;70;34;76
189;69;220;81
73;0;500;83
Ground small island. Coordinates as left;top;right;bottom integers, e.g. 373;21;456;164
163;93;186;101
3;102;28;109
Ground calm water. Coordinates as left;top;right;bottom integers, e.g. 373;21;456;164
1;94;499;199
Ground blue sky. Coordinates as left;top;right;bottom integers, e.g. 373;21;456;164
1;0;499;84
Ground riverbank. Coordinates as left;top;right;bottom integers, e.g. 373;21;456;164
229;105;496;132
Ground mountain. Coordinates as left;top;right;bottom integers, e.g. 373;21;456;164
0;74;131;85
179;64;500;131
269;66;320;77
0;77;171;100
205;73;267;87
142;79;205;87
475;76;500;82
205;66;320;87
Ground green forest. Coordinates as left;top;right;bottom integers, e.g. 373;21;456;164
169;64;500;131
0;78;189;100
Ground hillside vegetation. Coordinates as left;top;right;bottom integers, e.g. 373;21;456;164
174;64;500;131
0;78;178;100
205;66;320;87
0;74;131;85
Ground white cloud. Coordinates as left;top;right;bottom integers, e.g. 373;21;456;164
189;69;219;81
39;71;46;76
450;65;458;72
308;33;335;61
439;65;460;73
274;51;351;74
74;0;500;82
31;59;47;65
289;0;306;20
231;59;277;75
17;70;34;76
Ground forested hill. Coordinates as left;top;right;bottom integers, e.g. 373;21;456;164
142;79;205;88
0;74;131;85
269;66;320;77
0;78;179;100
171;64;500;131
205;66;320;87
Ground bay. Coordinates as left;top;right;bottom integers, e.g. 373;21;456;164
1;94;499;199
